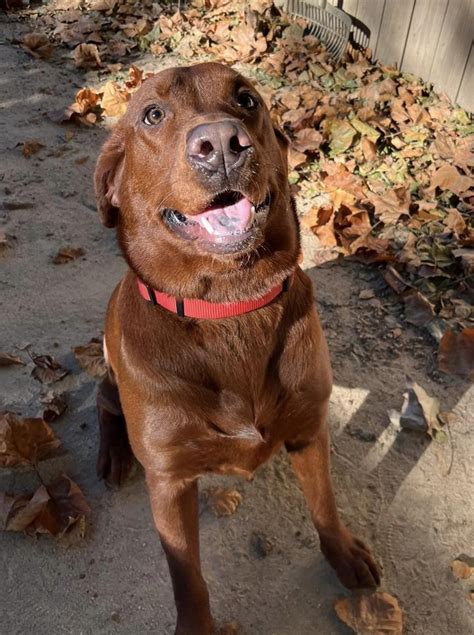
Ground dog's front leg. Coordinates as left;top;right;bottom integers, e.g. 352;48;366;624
146;473;212;635
286;424;381;590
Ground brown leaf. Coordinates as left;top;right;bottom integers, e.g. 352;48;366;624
383;266;409;295
20;33;53;60
31;354;69;384
438;329;474;377
403;290;435;326
40;391;67;423
429;164;472;196
445;208;466;237
204;488;242;517
73;43;102;69
334;592;403;634
292;128;322;153
73;337;106;378
451;555;474;580
52;246;85;264
100;81;130;118
288;147;307;170
1;474;90;539
0;352;24;367
368;187;411;224
397;380;441;438
327;119;356;156
21;140;45;158
0;412;61;467
360;137;377;161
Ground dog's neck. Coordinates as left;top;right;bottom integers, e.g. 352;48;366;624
119;197;301;304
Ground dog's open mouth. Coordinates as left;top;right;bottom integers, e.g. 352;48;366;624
162;191;270;252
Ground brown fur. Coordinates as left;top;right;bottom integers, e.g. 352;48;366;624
94;62;380;634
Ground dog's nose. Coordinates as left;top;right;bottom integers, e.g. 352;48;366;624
187;121;252;174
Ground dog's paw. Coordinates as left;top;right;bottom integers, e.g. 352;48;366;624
204;488;242;517
320;526;381;590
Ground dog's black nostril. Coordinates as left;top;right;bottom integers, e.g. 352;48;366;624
199;140;214;158
229;134;247;154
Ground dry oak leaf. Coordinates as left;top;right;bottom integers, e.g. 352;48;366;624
53;246;84;264
288;147;307;170
0;412;61;467
100;81;130;118
20;33;53;60
451;555;474;580
73;43;102;69
334;592;403;634
1;474;90;538
40;391;67;423
31;354;69;384
395;379;443;440
368;187;410;225
22;140;45;158
438;328;474;377
292;128;323;153
429;164;472;196
73;337;106;378
204;488;242;517
0;352;24;367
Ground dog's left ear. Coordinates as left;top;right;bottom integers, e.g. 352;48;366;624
94;127;125;228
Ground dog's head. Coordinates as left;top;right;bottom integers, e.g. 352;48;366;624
95;63;298;292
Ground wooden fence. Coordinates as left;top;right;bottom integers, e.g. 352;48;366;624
330;0;473;111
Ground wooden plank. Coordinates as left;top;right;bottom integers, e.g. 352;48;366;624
354;0;386;53
456;42;474;112
374;0;415;66
342;0;359;16
430;0;474;101
401;0;449;80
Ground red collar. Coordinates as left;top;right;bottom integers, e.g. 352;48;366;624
137;275;292;319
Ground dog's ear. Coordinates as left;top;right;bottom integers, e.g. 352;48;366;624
94;127;125;228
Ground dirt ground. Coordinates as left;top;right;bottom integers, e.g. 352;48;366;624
1;18;473;635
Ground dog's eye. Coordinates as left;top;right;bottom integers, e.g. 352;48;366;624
236;92;258;110
143;106;164;126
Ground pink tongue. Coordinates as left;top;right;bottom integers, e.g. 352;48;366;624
192;197;253;236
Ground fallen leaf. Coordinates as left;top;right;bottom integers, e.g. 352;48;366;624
396;379;445;440
451;555;474;580
359;289;375;300
0;352;24;367
1;474;90;538
327;119;356;156
73;337;106;378
368;187;411;224
429;164;472;196
100;81;130;118
40;392;67;423
31;354;69;384
0;412;61;467
288;147;307;169
204;488;242;517
403;290;435;326
52;246;85;264
445;208;466;237
20;33;53;60
334;592;403;634
292;128;323;153
73;43;102;69
21;140;45;158
383;266;410;295
438;329;474;377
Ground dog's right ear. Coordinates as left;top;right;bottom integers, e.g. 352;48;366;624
94;128;125;228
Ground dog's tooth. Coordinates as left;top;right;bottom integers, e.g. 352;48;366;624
251;205;256;213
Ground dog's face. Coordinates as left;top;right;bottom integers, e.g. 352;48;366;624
95;63;290;260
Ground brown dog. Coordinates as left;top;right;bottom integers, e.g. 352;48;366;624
94;62;380;634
